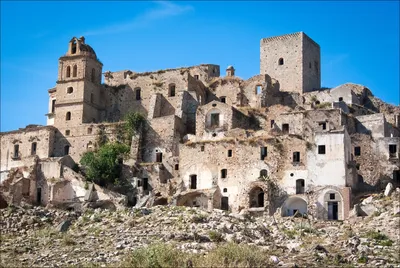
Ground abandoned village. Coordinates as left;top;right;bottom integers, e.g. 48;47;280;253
1;31;399;221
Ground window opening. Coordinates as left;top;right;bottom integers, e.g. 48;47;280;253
135;88;141;100
73;65;77;77
282;124;289;134
293;152;300;162
156;152;163;163
354;146;361;156
260;147;267;160
318;145;326;154
210;113;220;128
221;169;227;179
13;144;19;158
31;142;37;155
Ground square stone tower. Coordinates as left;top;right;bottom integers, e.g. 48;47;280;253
260;32;320;94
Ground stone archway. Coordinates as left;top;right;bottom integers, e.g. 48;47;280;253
281;196;308;217
317;188;344;220
249;186;265;208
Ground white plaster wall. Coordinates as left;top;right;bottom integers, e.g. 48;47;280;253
281;170;309;194
282;197;308;216
182;163;214;190
307;132;347;187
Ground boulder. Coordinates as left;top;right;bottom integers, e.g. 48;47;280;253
384;183;394;196
56;219;71;232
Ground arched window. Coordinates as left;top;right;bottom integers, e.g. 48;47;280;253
168;83;176;97
67;87;73;94
66;66;71;78
71;40;77;54
260;169;268;178
91;68;95;82
278;58;284;65
73;65;77;77
66;112;71;121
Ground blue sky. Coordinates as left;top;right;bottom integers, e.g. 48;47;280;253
1;1;399;132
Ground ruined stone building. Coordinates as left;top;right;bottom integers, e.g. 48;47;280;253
1;32;399;220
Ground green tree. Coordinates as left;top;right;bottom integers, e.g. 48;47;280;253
123;111;145;145
80;142;129;186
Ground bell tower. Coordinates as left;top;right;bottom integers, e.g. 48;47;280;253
48;36;104;128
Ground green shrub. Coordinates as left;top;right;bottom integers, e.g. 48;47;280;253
80;142;129;186
124;243;187;268
208;230;224;242
365;230;389;241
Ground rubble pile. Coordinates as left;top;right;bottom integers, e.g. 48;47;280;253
0;189;399;267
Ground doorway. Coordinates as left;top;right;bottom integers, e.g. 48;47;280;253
258;192;264;207
328;201;338;220
36;188;42;204
221;197;229;211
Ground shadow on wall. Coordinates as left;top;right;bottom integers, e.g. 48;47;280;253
265;92;300;109
105;84;148;122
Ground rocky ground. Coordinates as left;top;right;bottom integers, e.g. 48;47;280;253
1;190;399;267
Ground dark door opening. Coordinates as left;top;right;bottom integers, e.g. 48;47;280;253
190;175;197;189
257;192;264;207
143;178;149;191
156;152;163;163
296;179;305;194
36;188;42;204
221;197;229;211
328;201;338;220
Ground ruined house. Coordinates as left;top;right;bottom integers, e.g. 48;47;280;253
1;32;399;220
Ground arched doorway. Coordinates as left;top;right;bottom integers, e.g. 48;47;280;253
249;187;265;208
282;197;307;217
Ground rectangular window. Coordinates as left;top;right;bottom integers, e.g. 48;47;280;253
270;120;275;129
293;152;300;162
256;85;262;95
156;152;163;163
221;169;227;179
174;164;179;170
51;99;56;113
318;145;326;154
13;144;19;158
330;193;335;200
220;97;226;103
201;145;205;152
260;147;267;160
87;128;92;134
389;144;397;158
227;149;232;157
65;130;70;136
282;124;289;134
194;75;199;80
31;142;37;155
210;113;220;127
354;146;361;156
319;122;326;130
137;179;142;187
135;88;141;100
